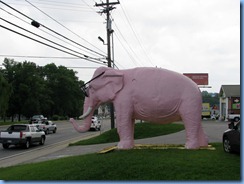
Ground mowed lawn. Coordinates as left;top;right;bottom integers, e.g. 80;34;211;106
0;143;240;180
0;122;240;180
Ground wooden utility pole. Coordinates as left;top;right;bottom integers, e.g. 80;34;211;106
95;0;120;129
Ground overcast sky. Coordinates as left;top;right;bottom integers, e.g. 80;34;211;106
0;0;240;93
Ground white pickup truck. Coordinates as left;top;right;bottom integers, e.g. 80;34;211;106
33;120;57;134
227;114;240;122
0;124;46;149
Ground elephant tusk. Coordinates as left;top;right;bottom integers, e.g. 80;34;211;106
79;107;92;119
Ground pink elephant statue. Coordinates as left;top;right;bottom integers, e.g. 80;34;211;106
70;67;208;149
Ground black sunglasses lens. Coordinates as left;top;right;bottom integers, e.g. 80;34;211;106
81;86;89;97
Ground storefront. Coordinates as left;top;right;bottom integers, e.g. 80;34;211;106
219;85;240;121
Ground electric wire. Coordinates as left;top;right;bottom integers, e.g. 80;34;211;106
0;0;106;58
0;7;102;58
7;2;93;12
0;1;117;69
0;24;107;65
113;32;141;67
119;2;155;67
0;17;104;63
113;20;142;67
0;55;81;59
24;0;106;56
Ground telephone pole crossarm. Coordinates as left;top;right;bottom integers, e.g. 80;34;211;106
95;1;120;7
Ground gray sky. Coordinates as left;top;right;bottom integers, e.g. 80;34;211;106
0;0;240;93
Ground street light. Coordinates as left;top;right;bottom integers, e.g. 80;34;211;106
98;36;105;45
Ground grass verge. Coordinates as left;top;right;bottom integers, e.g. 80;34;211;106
0;143;240;180
70;122;185;146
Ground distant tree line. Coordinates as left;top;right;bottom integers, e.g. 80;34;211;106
201;90;219;107
0;58;85;121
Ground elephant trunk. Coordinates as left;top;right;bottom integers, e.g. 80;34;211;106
70;98;95;133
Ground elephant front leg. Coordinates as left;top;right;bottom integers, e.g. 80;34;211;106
117;117;135;149
182;114;208;149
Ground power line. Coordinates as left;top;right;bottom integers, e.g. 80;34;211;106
24;0;106;56
7;2;93;12
113;32;141;67
0;7;102;58
113;21;142;67
0;17;104;63
0;0;106;58
119;2;155;67
0;55;82;59
0;24;107;65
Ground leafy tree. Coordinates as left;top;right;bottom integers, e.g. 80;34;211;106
0;71;11;119
42;63;84;117
1;59;85;121
201;91;219;107
2;59;47;120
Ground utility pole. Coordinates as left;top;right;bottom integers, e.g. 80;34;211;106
95;0;120;129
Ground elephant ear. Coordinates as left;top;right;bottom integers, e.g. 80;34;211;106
103;69;124;100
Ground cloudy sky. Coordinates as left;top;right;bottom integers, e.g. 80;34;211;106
0;0;240;93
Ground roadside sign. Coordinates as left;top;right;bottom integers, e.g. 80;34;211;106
183;73;208;85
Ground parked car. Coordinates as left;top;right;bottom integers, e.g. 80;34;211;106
223;121;240;153
227;114;240;122
0;124;46;149
30;115;47;124
33;120;57;134
90;116;101;131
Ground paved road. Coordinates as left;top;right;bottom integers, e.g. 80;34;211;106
0;120;230;168
0;118;112;167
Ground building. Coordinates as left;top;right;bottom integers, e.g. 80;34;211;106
219;85;240;121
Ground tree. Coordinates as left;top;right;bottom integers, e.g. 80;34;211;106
2;59;47;120
0;71;11;119
1;59;85;121
201;91;219;107
42;63;84;117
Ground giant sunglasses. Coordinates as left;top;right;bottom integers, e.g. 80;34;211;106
81;71;105;97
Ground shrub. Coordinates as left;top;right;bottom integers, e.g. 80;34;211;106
52;115;59;121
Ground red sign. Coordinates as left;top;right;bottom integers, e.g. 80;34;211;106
183;73;208;85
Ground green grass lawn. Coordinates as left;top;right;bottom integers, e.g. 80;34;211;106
0;122;240;180
0;120;29;126
0;143;240;180
70;122;185;145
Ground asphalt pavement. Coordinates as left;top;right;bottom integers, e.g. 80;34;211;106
23;120;229;165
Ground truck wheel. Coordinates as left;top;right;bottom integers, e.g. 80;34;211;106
39;136;45;145
223;136;232;153
2;143;9;149
234;117;240;122
24;139;30;149
53;128;57;133
45;129;49;135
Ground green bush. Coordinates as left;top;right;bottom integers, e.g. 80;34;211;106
52;115;59;121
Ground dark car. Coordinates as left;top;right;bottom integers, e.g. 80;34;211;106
223;121;240;153
30;115;47;124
